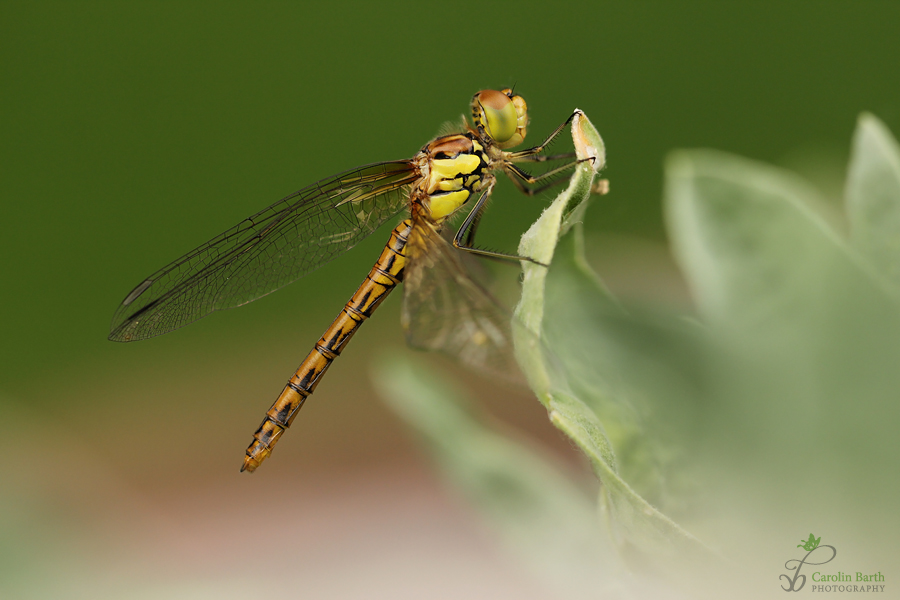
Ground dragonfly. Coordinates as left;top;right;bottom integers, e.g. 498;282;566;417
109;88;592;472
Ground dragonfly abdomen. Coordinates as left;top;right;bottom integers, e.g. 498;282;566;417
242;219;412;472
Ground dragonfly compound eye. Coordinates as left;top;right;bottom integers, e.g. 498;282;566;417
474;90;519;144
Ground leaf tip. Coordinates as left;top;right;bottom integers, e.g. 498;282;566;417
853;112;898;152
572;110;606;172
857;111;879;128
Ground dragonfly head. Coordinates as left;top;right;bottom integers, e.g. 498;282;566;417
471;89;528;149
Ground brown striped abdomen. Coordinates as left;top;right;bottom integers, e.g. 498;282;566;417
241;219;412;472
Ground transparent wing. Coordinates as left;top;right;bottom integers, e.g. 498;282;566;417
401;219;523;382
110;161;419;341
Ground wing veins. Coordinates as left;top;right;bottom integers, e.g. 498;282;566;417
110;160;418;341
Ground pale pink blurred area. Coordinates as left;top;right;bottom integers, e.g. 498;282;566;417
1;239;679;599
0;313;575;599
4;456;549;599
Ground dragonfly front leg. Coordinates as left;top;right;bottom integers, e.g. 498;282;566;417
505;156;596;189
505;110;581;161
502;109;598;196
511;151;577;164
501;161;583;198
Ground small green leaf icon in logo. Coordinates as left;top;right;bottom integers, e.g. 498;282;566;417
797;534;821;551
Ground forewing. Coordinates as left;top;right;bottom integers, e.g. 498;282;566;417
401;220;523;382
110;161;418;341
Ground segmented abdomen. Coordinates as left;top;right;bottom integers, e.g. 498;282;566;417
241;219;412;472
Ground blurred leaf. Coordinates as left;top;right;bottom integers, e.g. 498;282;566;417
661;144;900;565
372;357;623;598
542;231;706;509
664;149;897;347
662;147;900;448
846;113;900;286
515;113;709;561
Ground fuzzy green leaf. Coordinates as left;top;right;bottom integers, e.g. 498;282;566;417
665;149;897;345
514;112;708;559
846;113;900;287
662;147;900;563
372;357;623;597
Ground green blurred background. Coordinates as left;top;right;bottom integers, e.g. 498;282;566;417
2;2;899;598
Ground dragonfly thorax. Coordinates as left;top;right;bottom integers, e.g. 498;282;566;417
417;133;491;222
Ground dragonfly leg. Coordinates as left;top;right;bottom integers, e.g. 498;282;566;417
503;165;574;197
507;157;595;186
506;110;581;161
462;197;485;248
509;151;576;164
453;182;546;266
502;108;597;197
